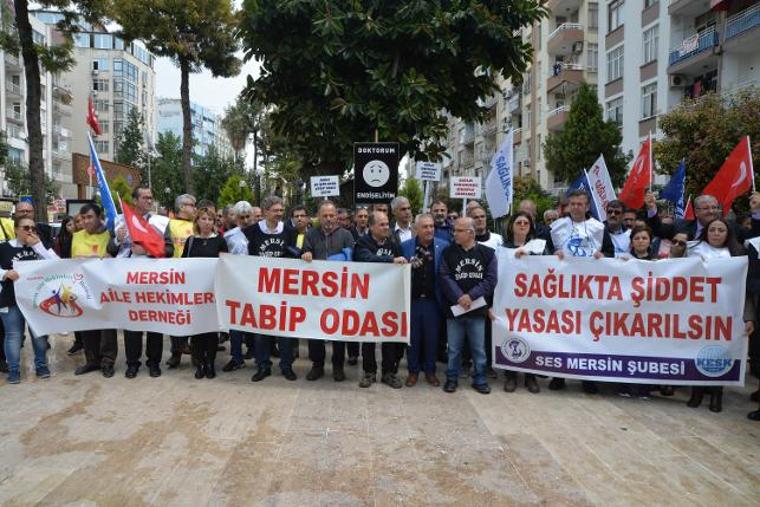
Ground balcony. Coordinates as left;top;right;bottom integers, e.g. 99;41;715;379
5;80;21;96
547;23;584;56
6;108;23;123
513;128;522;145
545;0;580;15
547;105;570;131
4;54;21;68
509;94;521;113
668;28;719;74
668;0;712;18
53;102;72;118
547;63;585;94
53;125;71;139
725;3;760;46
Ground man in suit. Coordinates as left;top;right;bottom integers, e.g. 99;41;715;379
644;191;720;240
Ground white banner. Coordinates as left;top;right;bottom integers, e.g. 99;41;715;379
450;176;482;199
492;253;749;385
485;129;513;218
310;175;340;197
14;258;220;335
586;154;616;222
215;254;411;343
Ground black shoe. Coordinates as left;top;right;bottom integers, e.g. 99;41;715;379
347;356;358;366
149;365;162;378
751;389;760;403
206;364;216;379
443;380;457;393
306;366;324;381
75;363;100;376
503;373;517;392
748;409;760;421
581;381;598;394
333;367;346;382
166;354;181;369
472;383;491;394
525;375;540;394
687;388;704;408
282;369;297;381
243;348;255;360
222;359;243;372
102;364;115;378
548;378;566;391
194;364;206;379
125;365;139;379
709;390;723;413
659;386;675;396
216;345;226;352
251;368;271;382
67;342;83;355
0;361;8;374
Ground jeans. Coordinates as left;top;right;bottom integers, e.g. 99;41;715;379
408;298;440;374
254;335;294;371
1;305;48;374
446;317;487;386
229;329;245;363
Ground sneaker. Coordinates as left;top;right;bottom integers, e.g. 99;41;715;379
67;342;84;355
251;368;272;382
333;367;346;382
472;383;491;394
381;373;402;389
222;359;243;372
282;369;297;381
36;366;51;379
443;380;457;393
7;371;20;384
306;366;324;381
548;378;566;391
359;372;376;388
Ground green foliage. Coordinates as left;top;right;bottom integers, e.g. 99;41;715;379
221;96;262;155
0;131;8;168
193;145;246;205
150;132;185;208
218;175;253;208
116;107;146;174
513;176;555;220
3;161;59;202
544;83;630;187
239;0;546;177
399;177;424;215
655;89;760;203
109;176;134;206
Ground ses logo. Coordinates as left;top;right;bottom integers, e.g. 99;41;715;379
32;273;91;318
500;336;531;364
695;345;734;378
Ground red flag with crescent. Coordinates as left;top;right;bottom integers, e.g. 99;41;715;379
619;138;653;209
118;196;166;258
702;136;754;216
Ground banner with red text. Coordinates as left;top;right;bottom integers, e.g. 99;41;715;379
14;258;219;335
215;254;411;343
492;254;749;385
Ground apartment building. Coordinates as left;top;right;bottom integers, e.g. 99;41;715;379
157;98;232;159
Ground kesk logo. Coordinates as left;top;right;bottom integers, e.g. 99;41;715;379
33;272;91;318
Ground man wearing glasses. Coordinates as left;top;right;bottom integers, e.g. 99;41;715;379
604;200;631;257
645;191;721;240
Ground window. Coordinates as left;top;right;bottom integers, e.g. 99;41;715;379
644;0;657;7
114;37;125;50
74;33;90;48
524;105;531;130
641;83;657;119
642;25;659;64
606;97;623;126
98;120;109;135
94;100;109;112
92;79;109;92
608;0;624;32
606;45;624;82
92;58;109;71
587;43;598;71
95;140;109;153
589;3;599;30
93;34;113;49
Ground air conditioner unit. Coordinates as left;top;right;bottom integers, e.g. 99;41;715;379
572;41;584;54
669;74;686;87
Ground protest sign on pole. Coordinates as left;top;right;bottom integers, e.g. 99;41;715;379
215;254;411;343
310;175;340;198
14;258;220;336
491;253;749;385
354;142;400;203
416;161;442;211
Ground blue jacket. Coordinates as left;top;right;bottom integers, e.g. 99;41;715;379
434;222;453;243
401;236;449;306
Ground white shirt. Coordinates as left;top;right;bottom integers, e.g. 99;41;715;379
224;227;248;256
394;223;413;243
551;216;605;258
477;231;504;250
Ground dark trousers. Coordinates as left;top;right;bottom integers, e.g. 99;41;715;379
255;335;294;371
73;331;83;346
0;318;4;362
362;342;403;375
170;335;188;355
191;333;218;365
124;330;163;367
409;298;440;374
347;341;360;359
308;339;345;368
750;296;760;378
82;329;117;367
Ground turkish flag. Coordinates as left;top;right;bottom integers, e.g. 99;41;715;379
87;95;102;136
619;138;653;209
702;137;754;216
684;196;695;220
118;196;166;258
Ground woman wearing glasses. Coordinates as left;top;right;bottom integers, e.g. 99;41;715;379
0;216;60;384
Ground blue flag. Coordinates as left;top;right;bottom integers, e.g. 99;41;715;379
87;133;117;231
566;171;601;220
660;160;686;219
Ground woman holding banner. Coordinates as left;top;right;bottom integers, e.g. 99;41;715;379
182;206;228;379
688;218;754;412
0;216;60;383
503;212;546;394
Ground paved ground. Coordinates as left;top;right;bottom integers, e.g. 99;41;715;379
1;335;760;507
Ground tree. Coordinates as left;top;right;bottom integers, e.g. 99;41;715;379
218;175;253;208
513;175;555;221
399;177;423;215
0;1;108;222
193;145;245;204
116;107;146;177
221;95;262;160
544;83;630;187
113;0;242;194
239;1;546;178
104;176;133;207
654;89;760;202
4;161;59;202
150;132;185;209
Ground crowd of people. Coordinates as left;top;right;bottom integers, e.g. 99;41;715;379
1;186;760;420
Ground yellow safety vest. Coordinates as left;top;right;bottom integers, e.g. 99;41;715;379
0;217;15;242
169;218;194;258
71;230;110;258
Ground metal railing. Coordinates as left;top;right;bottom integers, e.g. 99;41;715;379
668;28;718;66
548;23;583;42
726;2;760;40
548;105;570;117
6;108;23;121
5;81;21;95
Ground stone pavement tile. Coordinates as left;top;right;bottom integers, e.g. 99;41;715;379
0;457;91;507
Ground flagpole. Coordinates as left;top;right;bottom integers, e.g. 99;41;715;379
648;131;654;193
748;135;756;193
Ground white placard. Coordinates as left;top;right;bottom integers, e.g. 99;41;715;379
310;175;340;197
450;176;482;199
416;161;442;182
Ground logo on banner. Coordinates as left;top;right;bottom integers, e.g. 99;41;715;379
695;345;733;377
33;273;91;318
501;336;530;364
